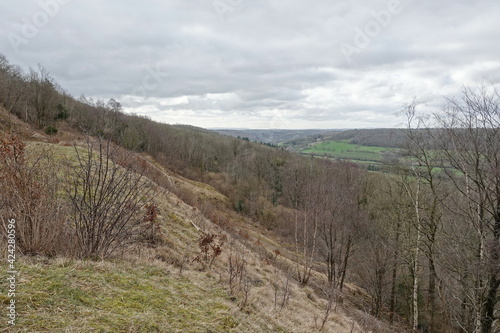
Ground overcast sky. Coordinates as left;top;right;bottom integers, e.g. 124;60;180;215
1;0;499;129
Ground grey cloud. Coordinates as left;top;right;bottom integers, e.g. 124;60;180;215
1;0;499;128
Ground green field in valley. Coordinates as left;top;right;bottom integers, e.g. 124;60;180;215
301;140;392;162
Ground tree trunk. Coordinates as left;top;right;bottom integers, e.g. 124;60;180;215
428;255;437;333
389;217;401;323
480;210;500;333
339;235;352;292
413;233;421;332
411;173;422;332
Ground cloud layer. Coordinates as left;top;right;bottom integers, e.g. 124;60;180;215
2;0;499;128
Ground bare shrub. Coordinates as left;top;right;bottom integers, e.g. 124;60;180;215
64;136;155;259
227;247;253;309
318;283;339;331
174;252;190;276
0;133;70;256
193;232;226;269
138;202;163;246
228;249;248;294
273;268;291;311
240;277;251;309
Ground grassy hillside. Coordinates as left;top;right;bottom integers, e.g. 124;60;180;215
0;258;242;332
0;119;397;332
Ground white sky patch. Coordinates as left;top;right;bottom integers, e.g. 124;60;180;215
204;92;238;102
451;61;500;84
159;96;189;106
123;103;160;115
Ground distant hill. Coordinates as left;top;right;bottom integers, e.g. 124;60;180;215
321;128;406;148
214;128;406;150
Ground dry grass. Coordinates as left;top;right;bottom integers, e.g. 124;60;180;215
0;257;247;332
123;154;386;332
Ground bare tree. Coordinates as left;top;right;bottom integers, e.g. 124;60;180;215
319;161;367;292
363;172;411;323
26;65;60;128
437;85;500;333
283;158;324;285
406;84;500;333
403;101;453;332
0;54;26;116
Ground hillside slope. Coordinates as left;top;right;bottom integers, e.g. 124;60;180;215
0;110;407;332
